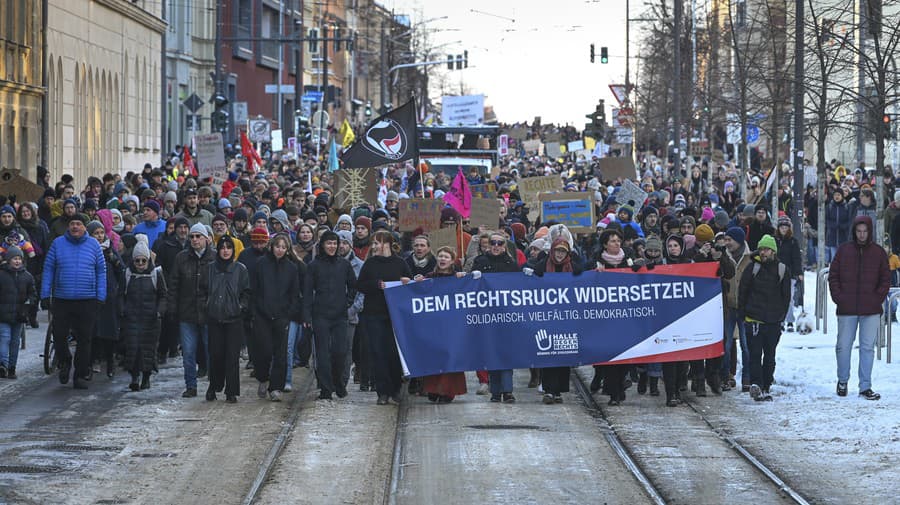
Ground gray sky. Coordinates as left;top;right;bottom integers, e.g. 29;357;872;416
385;0;636;127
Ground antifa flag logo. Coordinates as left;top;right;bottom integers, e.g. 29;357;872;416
341;99;418;169
363;119;408;160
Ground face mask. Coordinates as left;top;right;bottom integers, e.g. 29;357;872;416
113;222;124;233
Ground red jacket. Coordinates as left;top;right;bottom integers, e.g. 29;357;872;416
828;216;891;316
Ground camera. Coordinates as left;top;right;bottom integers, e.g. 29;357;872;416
714;244;727;253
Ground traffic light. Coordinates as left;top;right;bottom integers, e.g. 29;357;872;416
447;55;454;70
211;94;229;134
365;100;372;117
884;114;894;139
334;27;342;51
464;50;468;68
600;46;608;64
590;44;595;63
296;115;311;142
308;29;318;53
456;54;463;70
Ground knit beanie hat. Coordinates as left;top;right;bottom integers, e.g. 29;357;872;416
700;207;715;223
510;222;526;241
190;222;210;240
714;210;730;229
165;191;178;203
3;245;23;261
233;208;249;223
336;230;353;245
336;214;354;229
250;227;270;244
218;198;231;209
86;221;104;236
143;200;161;215
251;211;268;224
645;235;663;252
132;235;151;260
0;205;15;217
742;204;756;218
694;223;715;243
355;216;372;231
777;216;792;228
758;234;778;252
617;205;634;220
534;226;549;240
725;226;746;245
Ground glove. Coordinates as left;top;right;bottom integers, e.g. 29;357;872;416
523;267;534;276
646;262;655;271
471;270;482;279
40;298;51;311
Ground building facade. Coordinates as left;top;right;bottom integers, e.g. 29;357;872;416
47;0;165;185
0;0;43;179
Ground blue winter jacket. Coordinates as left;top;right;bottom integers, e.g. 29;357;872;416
41;232;107;302
133;219;165;248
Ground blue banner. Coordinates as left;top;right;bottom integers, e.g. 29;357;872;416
384;263;724;377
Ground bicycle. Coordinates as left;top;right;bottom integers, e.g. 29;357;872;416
42;311;55;375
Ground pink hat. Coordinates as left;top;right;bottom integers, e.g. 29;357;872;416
701;207;715;223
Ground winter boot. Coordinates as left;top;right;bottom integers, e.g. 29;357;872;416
637;372;648;395
708;375;722;395
106;357;115;378
528;368;540;388
6;367;16;380
695;377;707;397
129;373;140;391
590;366;603;393
140;372;151;390
666;393;678;407
649;377;660;396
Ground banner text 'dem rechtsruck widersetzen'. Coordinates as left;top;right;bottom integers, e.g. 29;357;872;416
384;263;724;377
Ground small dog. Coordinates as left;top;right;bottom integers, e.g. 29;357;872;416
795;311;814;335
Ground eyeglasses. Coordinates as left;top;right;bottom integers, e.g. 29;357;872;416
489;240;505;246
134;258;148;264
190;234;205;239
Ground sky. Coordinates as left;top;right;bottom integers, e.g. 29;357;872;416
384;0;638;127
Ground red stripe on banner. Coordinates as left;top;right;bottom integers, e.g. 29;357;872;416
607;262;720;278
602;341;724;365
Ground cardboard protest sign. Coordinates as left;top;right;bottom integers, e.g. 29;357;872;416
333;168;379;210
567;140;584;152
545;142;562;159
0;168;45;203
468;197;502;229
539;192;595;234
598;157;637;181
616;179;649;213
470;182;497;199
518;175;563;220
427;226;458;258
522;139;542;154
507;127;528;140
544;132;562;142
398;198;443;232
194;133;228;192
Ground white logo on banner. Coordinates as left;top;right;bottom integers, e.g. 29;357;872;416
535;329;580;356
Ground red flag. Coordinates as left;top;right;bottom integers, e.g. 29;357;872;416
442;168;472;218
240;131;263;172
183;144;198;177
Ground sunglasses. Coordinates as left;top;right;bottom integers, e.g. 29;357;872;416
190;234;205;239
489;240;505;246
134;258;148;264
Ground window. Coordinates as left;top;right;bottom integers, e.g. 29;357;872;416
735;0;746;28
261;6;280;61
234;0;253;56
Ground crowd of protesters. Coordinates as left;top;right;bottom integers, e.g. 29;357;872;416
0;126;889;405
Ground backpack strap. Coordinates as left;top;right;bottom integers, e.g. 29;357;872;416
752;262;785;281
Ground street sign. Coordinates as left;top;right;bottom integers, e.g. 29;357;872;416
186;114;197;130
183;93;204;113
746;125;760;144
616;128;633;144
233;102;248;124
727;124;741;144
302;91;324;102
271;129;284;152
265;84;296;94
608;84;627;106
617;106;634;127
248;118;272;143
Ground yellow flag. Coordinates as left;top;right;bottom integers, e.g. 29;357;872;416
584;137;596;150
339;119;356;148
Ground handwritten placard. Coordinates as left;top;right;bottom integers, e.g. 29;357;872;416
539;192;595;233
398;198;444;232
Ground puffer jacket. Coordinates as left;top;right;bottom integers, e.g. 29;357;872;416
121;265;167;372
828;216;891;316
167;247;215;324
471;251;520;273
303;253;357;321
207;260;250;323
825;200;851;247
0;263;36;324
775;233;803;278
41;232;107;302
252;251;301;320
739;255;792;324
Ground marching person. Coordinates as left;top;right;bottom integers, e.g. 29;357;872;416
828;216;890;400
530;237;584;404
471;231;520;404
357;231;411;405
167;223;215;398
304;230;358;400
206;235;250;403
251;233;300;402
41;212;107;389
739;234;791;402
88;221;125;379
121;238;167;391
0;246;37;379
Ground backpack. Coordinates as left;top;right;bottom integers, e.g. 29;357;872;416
125;266;161;291
752;262;785;282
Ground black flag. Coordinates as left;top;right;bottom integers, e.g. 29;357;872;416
341;99;418;168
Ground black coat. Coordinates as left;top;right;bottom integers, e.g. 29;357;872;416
303;253;357;321
471;251;520;273
739;256;792;324
207;259;250;323
252;252;301;321
167;247;215;324
153;232;186;283
776;234;803;278
0;264;36;324
122;265;167;373
404;253;437;278
95;249;126;340
357;255;412;316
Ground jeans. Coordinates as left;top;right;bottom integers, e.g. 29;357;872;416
806;238;817;267
0;322;23;368
488;369;513;395
285;321;302;386
342;322;357;386
179;322;208;390
836;314;879;392
721;307;749;382
785;279;797;324
825;245;838;263
746;321;781;389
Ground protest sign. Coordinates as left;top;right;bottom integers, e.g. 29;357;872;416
194;133;227;192
539;192;595;233
470;182;497;199
385;263;724;376
0;168;44;203
441;95;485;125
427;226;458;258
498;134;509;156
507;127;528;140
518;174;563;219
544;132;562;143
468;197;501;228
332;168;379;210
545;142;562;159
522;139;542;154
598;157;637;181
398;198;443;232
567;140;585;152
617;179;649;213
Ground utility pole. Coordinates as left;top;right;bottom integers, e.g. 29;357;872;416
295;0;304;136
856;2;868;166
672;0;682;175
793;0;805;246
380;22;387;110
277;0;284;130
213;0;222;135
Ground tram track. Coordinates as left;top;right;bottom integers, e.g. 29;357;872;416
571;367;811;504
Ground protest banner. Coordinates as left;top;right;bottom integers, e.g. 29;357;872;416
398;198;443;232
468;197;501;228
567;140;585;152
617;179;649;213
539;192;595;233
385;263;724;377
427;226;458;258
470;182;497;199
598;157;637;181
506;127;528;140
441;94;485;125
518;174;563;219
544;132;562;143
498;134;509;156
194;133;227;192
545;142;562;159
522;139;542;154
